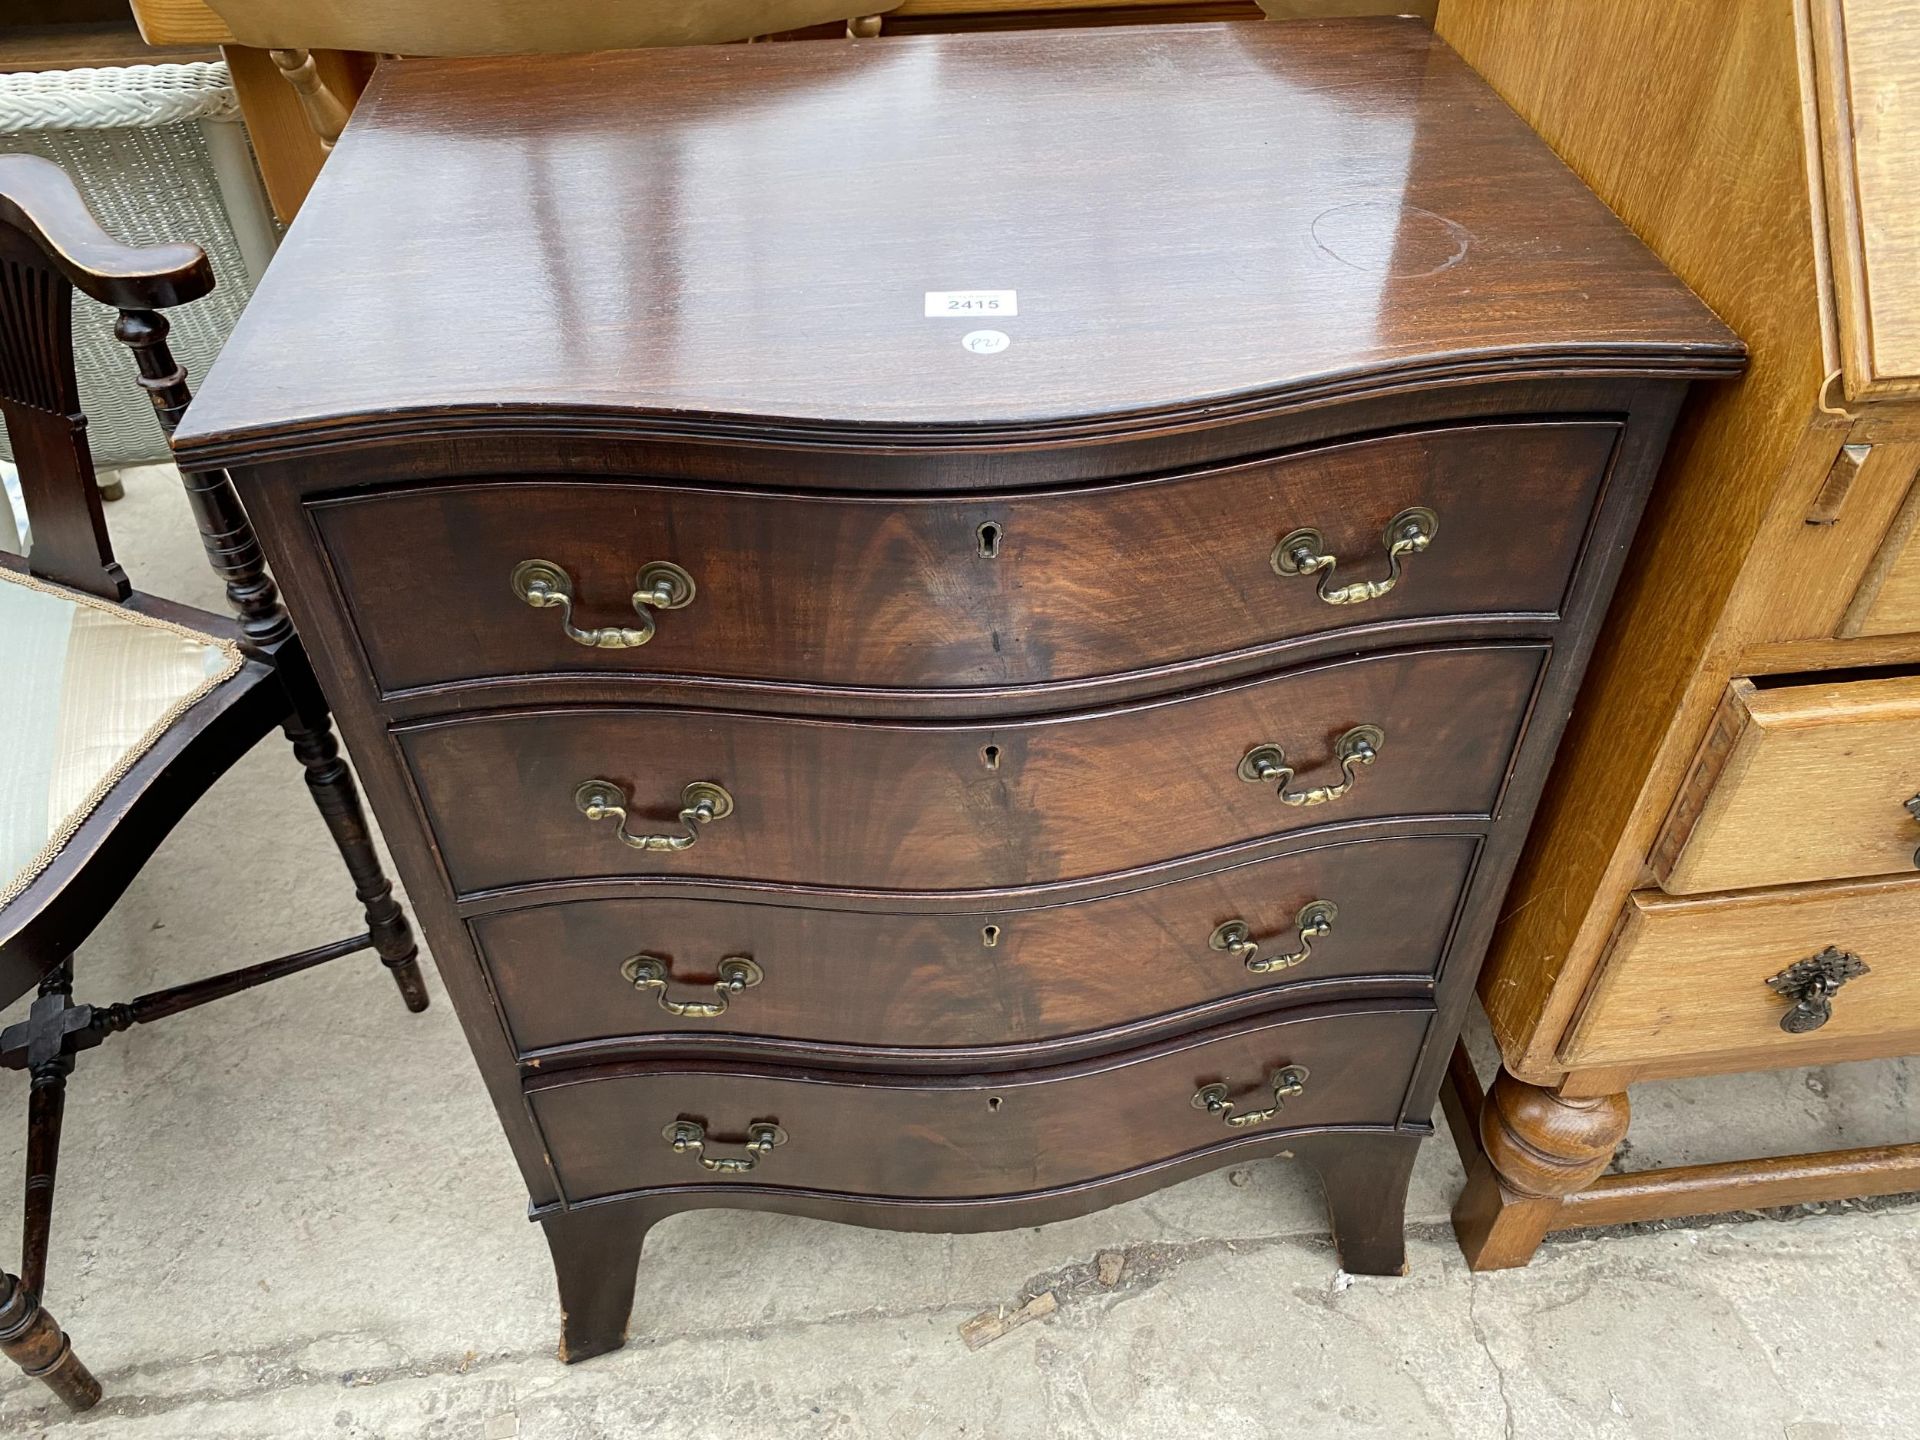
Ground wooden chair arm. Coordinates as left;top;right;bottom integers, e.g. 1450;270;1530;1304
0;155;212;311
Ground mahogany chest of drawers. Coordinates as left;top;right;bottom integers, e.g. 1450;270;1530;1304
170;20;1738;1359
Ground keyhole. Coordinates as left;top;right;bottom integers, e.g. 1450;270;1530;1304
982;924;1001;948
976;521;1001;558
981;745;1001;770
987;1096;1003;1111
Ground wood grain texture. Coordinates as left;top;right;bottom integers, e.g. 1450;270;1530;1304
1838;444;1920;635
400;644;1543;895
1810;0;1920;399
169;20;1735;466
1446;1038;1920;1264
0;20;215;69
314;422;1616;697
220;44;371;223
1557;1142;1920;1228
1448;1053;1628;1271
1653;673;1920;893
1436;0;1842;1081
184;16;1713;1332
475;834;1476;1061
527;1003;1429;1204
197;0;889;53
1564;874;1920;1068
127;0;234;45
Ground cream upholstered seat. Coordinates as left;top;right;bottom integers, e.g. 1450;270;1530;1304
0;566;240;906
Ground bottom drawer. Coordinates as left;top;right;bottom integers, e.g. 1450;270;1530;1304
528;1004;1429;1204
1565;876;1920;1069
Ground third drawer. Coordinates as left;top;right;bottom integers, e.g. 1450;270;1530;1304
473;834;1477;1060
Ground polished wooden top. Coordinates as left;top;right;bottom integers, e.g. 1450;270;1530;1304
175;20;1739;464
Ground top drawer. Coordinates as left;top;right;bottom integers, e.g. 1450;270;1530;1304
1653;673;1920;894
313;420;1618;697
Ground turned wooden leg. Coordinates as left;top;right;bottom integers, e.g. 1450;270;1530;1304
0;1272;99;1412
1452;1066;1629;1271
20;961;74;1301
287;714;430;1014
540;1202;665;1364
1308;1131;1422;1276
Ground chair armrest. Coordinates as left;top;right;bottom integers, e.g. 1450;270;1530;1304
0;154;212;311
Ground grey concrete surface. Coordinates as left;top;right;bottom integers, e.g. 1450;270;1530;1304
1;466;1916;1438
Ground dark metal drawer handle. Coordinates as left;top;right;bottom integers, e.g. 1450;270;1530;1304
1210;901;1337;975
575;779;733;852
1272;506;1437;606
622;953;763;1018
1238;725;1383;807
1904;793;1920;868
1768;946;1869;1033
1192;1066;1310;1129
511;558;695;649
664;1119;786;1173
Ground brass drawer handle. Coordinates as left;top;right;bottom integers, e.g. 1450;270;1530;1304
1767;946;1869;1033
663;1118;786;1173
1238;725;1383;807
1272;506;1437;606
1210;901;1337;975
1192;1066;1310;1129
622;953;763;1018
575;779;733;852
511;558;695;649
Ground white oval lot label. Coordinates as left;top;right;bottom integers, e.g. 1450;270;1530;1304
962;329;1010;355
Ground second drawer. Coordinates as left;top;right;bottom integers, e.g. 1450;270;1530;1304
474;834;1477;1058
401;642;1543;894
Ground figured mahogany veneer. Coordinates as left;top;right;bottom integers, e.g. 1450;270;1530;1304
529;1003;1431;1205
474;834;1479;1062
314;421;1618;697
169;20;1738;1363
402;644;1543;895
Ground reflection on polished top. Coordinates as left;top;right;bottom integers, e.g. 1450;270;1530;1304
173;19;1739;461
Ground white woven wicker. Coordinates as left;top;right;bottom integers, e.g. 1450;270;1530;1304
0;63;242;131
0;63;273;469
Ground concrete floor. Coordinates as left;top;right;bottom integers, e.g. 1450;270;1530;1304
2;466;1917;1439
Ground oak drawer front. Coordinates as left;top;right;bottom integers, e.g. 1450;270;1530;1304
316;421;1616;696
1564;877;1920;1069
403;643;1541;895
1652;674;1920;894
528;1005;1429;1204
474;835;1477;1057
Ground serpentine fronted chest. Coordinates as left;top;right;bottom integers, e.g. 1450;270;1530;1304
171;19;1739;1360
